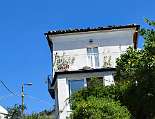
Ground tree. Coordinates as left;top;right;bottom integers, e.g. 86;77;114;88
6;104;24;119
69;77;131;119
70;97;131;119
6;104;54;119
69;19;155;119
115;19;155;119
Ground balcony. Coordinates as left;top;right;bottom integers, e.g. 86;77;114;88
53;52;123;72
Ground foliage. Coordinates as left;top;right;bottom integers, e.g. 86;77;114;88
115;19;155;119
6;104;25;119
6;104;53;119
115;47;143;81
24;109;54;119
70;77;131;104
70;97;131;119
69;77;131;119
69;19;155;119
24;113;52;119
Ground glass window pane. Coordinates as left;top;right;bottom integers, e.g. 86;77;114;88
87;47;99;67
69;79;84;95
87;48;92;54
93;47;98;54
93;47;99;67
95;55;99;67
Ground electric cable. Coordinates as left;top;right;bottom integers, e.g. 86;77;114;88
26;95;51;106
0;80;19;97
0;80;52;109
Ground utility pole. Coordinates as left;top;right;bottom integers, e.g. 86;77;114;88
21;82;32;116
21;83;24;115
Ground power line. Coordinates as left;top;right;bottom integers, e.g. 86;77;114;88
26;95;51;106
0;80;52;107
0;80;19;97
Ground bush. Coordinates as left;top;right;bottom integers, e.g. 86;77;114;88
69;77;132;119
70;97;131;119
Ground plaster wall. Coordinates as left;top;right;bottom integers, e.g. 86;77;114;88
52;29;135;72
56;71;114;119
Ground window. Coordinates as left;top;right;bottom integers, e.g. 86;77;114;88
86;77;103;88
68;79;84;95
87;47;99;68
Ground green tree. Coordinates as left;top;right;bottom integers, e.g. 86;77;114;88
6;104;54;119
69;77;131;119
69;19;155;119
116;19;155;119
6;104;24;119
70;97;131;119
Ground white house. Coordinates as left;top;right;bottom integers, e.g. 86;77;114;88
45;24;139;119
0;105;8;119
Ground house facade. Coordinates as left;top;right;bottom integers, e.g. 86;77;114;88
45;24;139;119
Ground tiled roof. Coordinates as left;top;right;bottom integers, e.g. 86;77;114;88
45;24;140;35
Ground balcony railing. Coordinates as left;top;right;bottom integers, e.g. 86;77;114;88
53;52;123;72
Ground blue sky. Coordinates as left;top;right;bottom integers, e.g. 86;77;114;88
0;0;154;114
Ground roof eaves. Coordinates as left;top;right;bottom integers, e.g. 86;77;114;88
44;24;140;36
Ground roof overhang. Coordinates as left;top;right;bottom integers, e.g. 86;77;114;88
45;24;140;51
44;24;140;36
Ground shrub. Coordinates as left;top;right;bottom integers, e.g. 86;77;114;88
70;97;131;119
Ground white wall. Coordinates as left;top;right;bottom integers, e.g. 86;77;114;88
55;71;114;119
52;29;135;72
57;77;70;119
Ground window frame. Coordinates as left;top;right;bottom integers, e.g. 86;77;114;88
68;79;85;96
87;47;99;68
